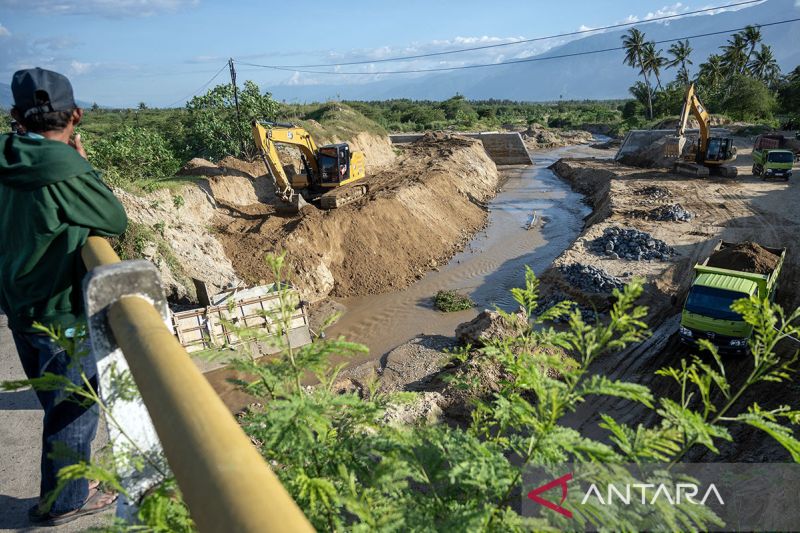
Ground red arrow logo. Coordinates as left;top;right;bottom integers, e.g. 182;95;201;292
527;472;573;518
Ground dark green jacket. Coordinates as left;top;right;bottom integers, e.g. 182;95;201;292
0;133;128;332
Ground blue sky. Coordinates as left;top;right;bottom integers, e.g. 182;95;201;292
0;0;771;107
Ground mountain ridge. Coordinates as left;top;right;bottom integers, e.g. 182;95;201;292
268;0;800;102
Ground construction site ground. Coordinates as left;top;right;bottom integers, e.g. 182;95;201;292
202;133;800;464
531;140;800;462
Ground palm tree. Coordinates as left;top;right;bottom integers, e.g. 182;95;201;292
622;28;653;118
721;33;748;78
749;44;781;87
699;54;725;89
642;42;667;91
667;39;693;84
741;25;763;72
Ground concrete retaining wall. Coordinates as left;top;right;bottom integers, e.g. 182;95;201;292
390;132;532;165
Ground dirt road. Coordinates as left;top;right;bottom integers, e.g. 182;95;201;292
552;141;800;461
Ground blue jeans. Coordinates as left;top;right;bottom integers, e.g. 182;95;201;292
11;331;99;514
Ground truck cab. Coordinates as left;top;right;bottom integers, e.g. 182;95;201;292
752;149;794;180
752;134;797;181
679;274;757;352
679;241;785;354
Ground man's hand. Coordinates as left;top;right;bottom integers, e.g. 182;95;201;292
70;134;88;160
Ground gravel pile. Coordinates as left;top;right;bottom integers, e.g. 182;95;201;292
559;263;626;294
630;203;693;222
634;185;672;202
591;227;675;261
535;293;597;324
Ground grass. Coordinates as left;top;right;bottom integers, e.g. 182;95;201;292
294;103;388;143
433;290;474;312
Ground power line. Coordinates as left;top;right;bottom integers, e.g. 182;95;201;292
163;62;229;108
236;17;800;76
240;0;763;69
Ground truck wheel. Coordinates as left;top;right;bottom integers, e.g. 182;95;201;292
751;165;757;176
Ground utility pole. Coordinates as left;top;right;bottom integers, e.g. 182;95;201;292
229;57;246;157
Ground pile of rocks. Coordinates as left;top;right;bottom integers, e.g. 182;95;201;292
535;292;598;324
558;263;625;294
649;203;693;222
590;227;675;261
629;203;693;222
634;185;672;203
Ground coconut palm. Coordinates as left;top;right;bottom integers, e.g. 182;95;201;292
667;39;693;84
741;25;763;71
749;44;781;87
642;42;667;92
698;54;725;89
622;28;653;118
721;33;748;78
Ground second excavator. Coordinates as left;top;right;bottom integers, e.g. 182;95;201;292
665;83;738;178
252;120;368;213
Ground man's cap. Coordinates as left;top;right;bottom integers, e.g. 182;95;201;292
11;68;77;117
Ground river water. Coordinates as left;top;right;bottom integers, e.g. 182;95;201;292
326;144;604;361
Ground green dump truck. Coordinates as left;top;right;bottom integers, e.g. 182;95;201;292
752;134;797;181
679;240;786;353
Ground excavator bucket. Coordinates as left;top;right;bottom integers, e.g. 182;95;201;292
663;135;686;159
275;193;309;215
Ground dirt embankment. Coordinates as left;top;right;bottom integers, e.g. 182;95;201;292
215;133;500;302
521;123;594;150
114;131;402;303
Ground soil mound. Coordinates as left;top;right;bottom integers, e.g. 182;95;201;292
707;242;780;275
215;134;499;301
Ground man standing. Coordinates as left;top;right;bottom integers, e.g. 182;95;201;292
0;68;127;525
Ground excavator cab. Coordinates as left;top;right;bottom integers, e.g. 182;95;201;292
318;144;351;185
703;137;735;162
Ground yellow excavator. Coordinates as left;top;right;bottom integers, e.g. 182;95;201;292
251;120;367;213
665;83;738;177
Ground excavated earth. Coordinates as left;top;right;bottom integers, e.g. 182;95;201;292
213;133;499;302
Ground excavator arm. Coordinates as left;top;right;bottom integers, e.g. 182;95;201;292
677;83;711;156
252;121;309;212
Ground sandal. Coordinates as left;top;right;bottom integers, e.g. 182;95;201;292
29;487;117;526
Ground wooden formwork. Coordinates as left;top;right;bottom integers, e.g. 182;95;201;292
171;284;312;354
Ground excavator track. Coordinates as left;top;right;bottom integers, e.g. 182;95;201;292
318;183;369;209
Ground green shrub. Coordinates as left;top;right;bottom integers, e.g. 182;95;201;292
4;258;800;531
228;261;800;531
720;75;777;121
185;80;279;161
433;289;474;312
87;125;181;188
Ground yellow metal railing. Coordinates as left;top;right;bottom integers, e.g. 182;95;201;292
82;236;314;533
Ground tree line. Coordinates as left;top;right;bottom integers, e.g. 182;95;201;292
621;25;793;123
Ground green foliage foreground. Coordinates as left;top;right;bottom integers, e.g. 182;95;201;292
3;256;799;531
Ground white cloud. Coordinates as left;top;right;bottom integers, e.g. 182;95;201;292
34;36;81;51
0;0;199;18
69;60;94;75
0;23;10;37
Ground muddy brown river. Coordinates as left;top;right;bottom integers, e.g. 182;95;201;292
326;144;603;361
